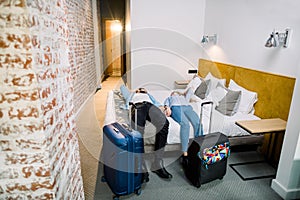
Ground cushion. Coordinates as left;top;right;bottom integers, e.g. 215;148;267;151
194;79;211;99
186;75;202;93
215;88;241;116
204;72;226;94
228;79;258;114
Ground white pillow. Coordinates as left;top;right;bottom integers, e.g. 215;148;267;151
206;83;227;107
228;79;258;114
186;76;202;93
204;72;226;95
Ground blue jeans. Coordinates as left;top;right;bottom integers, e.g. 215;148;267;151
171;105;202;152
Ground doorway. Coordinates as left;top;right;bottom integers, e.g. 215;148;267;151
104;19;123;78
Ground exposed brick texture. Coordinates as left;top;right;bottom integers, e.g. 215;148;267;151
0;0;97;199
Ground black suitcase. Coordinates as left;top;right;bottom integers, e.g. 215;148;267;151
101;122;144;200
183;102;230;188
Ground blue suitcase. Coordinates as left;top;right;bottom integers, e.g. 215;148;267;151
102;122;144;200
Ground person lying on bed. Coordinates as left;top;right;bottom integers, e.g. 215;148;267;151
130;87;172;180
163;87;203;166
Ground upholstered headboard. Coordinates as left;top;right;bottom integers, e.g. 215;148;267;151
198;59;295;121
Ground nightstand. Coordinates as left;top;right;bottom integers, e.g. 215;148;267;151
174;80;190;89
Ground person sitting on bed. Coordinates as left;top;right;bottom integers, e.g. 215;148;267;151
130;87;172;180
163;87;203;166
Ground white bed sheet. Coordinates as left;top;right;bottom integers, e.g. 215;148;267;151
104;90;116;126
104;90;260;145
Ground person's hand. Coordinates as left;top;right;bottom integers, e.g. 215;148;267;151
164;106;171;117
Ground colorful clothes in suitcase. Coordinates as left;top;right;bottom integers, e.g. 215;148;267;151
198;141;230;169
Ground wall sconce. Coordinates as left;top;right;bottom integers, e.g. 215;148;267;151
201;34;217;45
265;28;291;48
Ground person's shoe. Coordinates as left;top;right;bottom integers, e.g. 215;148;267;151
151;159;172;179
181;155;189;168
142;172;149;183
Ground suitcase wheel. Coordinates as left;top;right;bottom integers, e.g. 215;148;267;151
135;188;142;195
193;180;201;188
101;176;106;182
219;176;224;180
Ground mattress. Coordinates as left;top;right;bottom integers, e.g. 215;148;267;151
104;90;261;145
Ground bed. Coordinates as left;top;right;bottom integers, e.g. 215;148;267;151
104;59;295;155
104;88;261;152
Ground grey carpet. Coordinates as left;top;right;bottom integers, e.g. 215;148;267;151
93;151;283;200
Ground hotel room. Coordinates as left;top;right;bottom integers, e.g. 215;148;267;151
103;0;300;199
0;0;299;199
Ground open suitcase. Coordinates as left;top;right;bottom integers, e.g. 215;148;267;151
102;122;144;200
183;101;230;188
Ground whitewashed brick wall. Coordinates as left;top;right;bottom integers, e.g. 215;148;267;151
67;0;97;113
0;0;97;199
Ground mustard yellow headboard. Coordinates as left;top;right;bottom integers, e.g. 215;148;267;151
198;59;295;121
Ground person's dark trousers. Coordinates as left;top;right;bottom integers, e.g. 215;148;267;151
131;102;172;179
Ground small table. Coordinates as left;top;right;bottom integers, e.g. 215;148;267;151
235;118;286;134
235;118;286;160
231;118;287;180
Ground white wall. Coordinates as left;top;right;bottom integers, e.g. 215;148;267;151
271;65;300;199
125;0;132;88
203;0;300;77
203;1;300;199
130;0;206;89
295;133;300;159
92;0;102;88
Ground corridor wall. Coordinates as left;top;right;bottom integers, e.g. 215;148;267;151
0;0;98;199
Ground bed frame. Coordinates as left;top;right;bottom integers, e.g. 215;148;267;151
198;59;295;158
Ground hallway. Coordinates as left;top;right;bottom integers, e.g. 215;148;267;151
76;76;122;200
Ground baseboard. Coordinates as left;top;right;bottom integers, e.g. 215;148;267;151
271;179;300;199
95;84;102;93
74;92;95;118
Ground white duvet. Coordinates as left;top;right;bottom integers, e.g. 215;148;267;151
104;90;260;145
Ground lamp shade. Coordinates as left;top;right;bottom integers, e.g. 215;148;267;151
201;36;209;43
265;34;274;47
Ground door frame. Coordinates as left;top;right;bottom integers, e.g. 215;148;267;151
101;18;125;79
